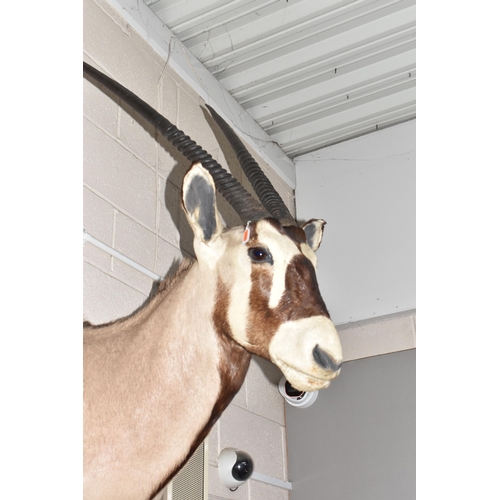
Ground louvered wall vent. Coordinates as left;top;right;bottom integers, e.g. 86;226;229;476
154;441;207;500
172;441;206;500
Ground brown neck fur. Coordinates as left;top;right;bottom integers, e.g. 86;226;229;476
85;260;252;500
149;278;251;499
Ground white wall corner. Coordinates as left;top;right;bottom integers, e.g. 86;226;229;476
295;120;416;325
104;0;296;189
337;309;416;362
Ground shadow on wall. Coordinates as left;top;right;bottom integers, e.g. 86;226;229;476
91;75;251;262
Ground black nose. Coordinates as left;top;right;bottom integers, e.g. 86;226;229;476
313;344;342;372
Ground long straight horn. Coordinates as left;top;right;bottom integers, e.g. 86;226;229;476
83;62;270;223
206;105;296;227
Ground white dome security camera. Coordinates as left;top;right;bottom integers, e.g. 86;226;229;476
278;376;319;408
218;448;254;491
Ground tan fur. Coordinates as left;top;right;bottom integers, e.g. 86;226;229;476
84;260;224;499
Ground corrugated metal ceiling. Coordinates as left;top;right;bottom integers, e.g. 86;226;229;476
145;0;415;158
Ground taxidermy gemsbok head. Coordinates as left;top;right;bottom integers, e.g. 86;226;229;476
83;62;342;500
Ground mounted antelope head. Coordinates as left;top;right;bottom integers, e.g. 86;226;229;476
83;62;342;500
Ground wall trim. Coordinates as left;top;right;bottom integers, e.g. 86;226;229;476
251;471;292;491
337;309;416;362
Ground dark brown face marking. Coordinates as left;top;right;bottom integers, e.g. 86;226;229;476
245;254;330;359
282;255;329;319
283;225;307;247
209;279;252;428
261;218;308;250
235;217;330;359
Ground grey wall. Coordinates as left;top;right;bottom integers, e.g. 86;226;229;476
286;349;415;500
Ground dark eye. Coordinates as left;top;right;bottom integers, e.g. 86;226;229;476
248;247;273;264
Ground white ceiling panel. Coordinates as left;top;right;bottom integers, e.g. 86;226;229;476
146;0;416;157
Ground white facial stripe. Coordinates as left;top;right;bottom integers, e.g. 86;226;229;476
269;262;288;309
255;221;301;309
227;281;251;345
224;230;252;345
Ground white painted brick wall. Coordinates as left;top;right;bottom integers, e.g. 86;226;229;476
83;0;292;498
207;357;288;500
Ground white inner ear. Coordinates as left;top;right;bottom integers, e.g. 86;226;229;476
301;219;326;252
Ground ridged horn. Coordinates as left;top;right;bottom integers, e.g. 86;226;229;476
83;62;270;223
206;104;296;227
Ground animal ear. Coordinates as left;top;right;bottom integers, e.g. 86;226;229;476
182;163;223;242
301;219;326;252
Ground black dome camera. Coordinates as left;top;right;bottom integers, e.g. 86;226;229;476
278;376;319;408
218;448;254;490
